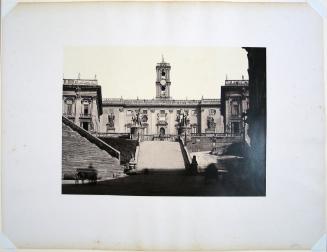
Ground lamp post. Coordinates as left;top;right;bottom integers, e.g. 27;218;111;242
241;112;247;143
240;86;248;143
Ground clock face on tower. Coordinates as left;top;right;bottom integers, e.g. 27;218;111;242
160;79;166;85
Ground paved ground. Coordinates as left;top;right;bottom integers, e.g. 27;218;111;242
190;151;218;169
62;148;264;196
137;141;185;170
62;165;262;196
191;151;243;171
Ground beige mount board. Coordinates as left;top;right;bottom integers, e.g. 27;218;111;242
2;0;326;251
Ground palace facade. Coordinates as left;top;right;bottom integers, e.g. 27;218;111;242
62;57;249;138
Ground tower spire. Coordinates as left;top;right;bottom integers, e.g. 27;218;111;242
161;54;164;63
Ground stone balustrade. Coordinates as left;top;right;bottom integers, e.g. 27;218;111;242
225;80;249;86
63;79;98;85
102;98;220;106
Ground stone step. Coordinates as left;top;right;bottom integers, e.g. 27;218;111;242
137;141;185;170
62;122;121;180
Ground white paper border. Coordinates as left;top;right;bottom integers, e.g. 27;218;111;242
1;0;326;251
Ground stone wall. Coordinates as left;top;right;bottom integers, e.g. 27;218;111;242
187;136;243;153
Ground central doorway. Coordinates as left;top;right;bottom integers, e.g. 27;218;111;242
159;127;165;137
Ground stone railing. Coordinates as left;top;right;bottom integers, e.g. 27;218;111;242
63;79;98;86
200;99;220;105
190;132;242;137
62;116;120;160
63;112;75;118
225;80;249;86
229;114;242;119
102;98;221;106
80;113;92;118
178;136;192;169
95;132;131;138
140;134;178;142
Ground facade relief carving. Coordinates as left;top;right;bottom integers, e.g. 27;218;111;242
81;97;93;104
207;116;216;130
131;110;143;126
176;109;190;127
107;113;115;128
157;112;168;125
142;114;148;123
64;97;75;103
75;87;81;98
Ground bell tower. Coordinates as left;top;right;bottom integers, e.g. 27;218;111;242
156;55;171;99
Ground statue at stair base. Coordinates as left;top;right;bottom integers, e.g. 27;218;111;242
176;109;192;140
106;113;115;133
130;109;147;140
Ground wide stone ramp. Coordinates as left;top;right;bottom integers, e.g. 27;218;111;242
137;141;186;171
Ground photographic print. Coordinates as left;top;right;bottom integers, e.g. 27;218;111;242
62;47;266;196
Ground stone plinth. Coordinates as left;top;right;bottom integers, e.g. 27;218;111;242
130;125;146;140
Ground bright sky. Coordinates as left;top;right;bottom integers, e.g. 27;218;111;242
64;47;248;99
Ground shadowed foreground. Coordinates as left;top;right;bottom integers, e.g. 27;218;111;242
62;172;262;196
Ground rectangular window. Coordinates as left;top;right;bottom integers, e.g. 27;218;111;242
232;122;240;134
67;104;72;115
84;104;89;115
192;126;197;134
231;104;239;116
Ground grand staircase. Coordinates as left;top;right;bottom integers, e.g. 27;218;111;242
62;118;123;180
137;141;186;172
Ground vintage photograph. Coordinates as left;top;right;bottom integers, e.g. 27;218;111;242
62;47;266;196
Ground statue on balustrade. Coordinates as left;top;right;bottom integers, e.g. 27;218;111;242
132;110;142;126
107;113;115;128
176;110;189;127
142;114;148;123
207;116;216;130
225;122;231;133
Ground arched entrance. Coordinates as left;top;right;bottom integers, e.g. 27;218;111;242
159;127;165;137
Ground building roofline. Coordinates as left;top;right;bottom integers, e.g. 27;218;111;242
63;84;103;115
102;98;221;107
